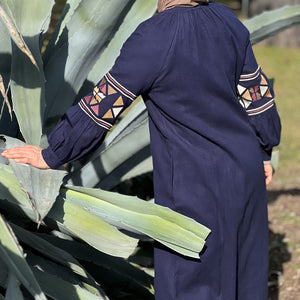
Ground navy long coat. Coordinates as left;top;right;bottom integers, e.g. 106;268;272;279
43;2;281;299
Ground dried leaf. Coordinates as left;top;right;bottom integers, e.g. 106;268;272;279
0;3;38;69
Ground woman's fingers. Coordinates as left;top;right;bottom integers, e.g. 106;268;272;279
1;145;50;169
264;163;273;186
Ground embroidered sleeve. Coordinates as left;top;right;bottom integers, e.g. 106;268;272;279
78;73;137;130
42;73;138;169
42;20;164;169
237;42;281;162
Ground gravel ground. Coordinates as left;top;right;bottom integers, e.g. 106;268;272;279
267;167;300;300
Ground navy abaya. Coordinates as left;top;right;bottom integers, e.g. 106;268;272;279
42;2;281;299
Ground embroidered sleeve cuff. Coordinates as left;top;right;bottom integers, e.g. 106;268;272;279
42;147;64;169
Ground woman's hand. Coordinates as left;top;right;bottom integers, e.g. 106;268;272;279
1;145;50;169
264;163;273;186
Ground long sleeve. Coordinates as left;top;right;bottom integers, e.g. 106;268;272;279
237;41;281;162
42;103;107;169
42;20;164;169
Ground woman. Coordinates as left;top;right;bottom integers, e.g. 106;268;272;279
2;0;281;299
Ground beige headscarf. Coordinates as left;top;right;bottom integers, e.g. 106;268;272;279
158;0;209;12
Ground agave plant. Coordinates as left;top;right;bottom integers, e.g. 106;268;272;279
0;0;299;298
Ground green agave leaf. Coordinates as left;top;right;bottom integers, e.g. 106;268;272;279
10;223;98;286
64;186;210;258
0;215;47;300
48;196;139;258
1;0;54;146
1;136;66;224
25;249;106;298
5;272;24;300
86;0;158;84
244;5;300;45
0;161;138;259
35;233;154;295
31;268;107;300
44;0;135;126
0;163;32;208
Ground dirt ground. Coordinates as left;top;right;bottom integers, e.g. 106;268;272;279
267;166;300;300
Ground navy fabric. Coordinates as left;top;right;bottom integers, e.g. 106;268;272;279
42;2;281;299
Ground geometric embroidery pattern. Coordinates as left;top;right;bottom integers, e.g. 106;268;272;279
79;72;137;130
237;67;274;112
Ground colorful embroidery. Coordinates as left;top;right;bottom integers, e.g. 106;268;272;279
237;68;274;113
79;73;137;129
247;99;275;116
239;66;260;82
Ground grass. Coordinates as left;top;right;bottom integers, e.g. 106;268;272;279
253;45;300;170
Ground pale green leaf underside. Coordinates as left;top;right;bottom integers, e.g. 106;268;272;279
65;186;210;258
1;135;66;224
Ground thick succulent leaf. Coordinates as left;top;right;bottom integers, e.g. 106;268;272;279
0;215;47;300
68;100;151;188
25;250;106;298
10;223;98;286
44;0;136;126
1;0;53;146
5;273;24;300
244;5;300;45
0;164;33;216
35;233;154;295
86;0;158;84
64;186;211;258
48;195;138;258
1;135;66;224
0;162;138;259
31;268;107;300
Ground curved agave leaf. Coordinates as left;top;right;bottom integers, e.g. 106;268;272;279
0;0;53;146
32;268;107;300
244;5;300;45
64;186;211;259
48;197;138;258
36;233;154;295
10;223;97;286
44;0;135;126
24;249;107;299
0;215;47;300
5;273;23;300
1;135;66;224
0;163;138;258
